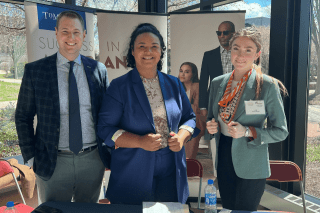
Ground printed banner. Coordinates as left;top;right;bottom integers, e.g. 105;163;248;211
25;2;94;63
97;12;168;81
37;4;87;32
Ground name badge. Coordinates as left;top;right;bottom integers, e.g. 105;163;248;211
245;100;266;115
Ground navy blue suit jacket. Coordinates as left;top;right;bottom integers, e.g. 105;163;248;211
97;68;197;204
199;47;223;109
15;53;109;180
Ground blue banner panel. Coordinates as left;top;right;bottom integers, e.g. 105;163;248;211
37;4;87;32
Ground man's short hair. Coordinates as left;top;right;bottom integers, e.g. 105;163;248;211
56;10;85;31
220;21;235;32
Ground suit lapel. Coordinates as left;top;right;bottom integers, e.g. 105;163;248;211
213;47;224;76
48;54;60;117
131;68;155;129
158;71;173;132
233;70;257;121
81;55;98;124
214;74;230;119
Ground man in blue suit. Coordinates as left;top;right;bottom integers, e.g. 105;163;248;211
15;11;109;203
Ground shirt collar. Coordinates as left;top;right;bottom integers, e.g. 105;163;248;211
140;74;159;83
57;51;82;67
220;45;230;54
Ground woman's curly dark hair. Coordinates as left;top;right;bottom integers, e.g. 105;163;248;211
126;23;166;71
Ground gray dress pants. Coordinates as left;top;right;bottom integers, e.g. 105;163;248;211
36;147;105;203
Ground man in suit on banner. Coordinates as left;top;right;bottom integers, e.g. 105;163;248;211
15;10;109;203
199;21;235;119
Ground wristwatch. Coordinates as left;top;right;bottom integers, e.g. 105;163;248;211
244;126;250;137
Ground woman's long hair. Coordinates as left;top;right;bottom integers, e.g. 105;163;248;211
229;26;288;99
179;62;199;91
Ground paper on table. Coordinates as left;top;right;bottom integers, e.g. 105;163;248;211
220;208;232;213
143;202;189;213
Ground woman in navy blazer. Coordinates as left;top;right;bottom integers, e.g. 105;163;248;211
206;27;288;211
97;23;197;204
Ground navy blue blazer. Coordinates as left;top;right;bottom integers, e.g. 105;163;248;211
15;53;109;180
97;68;197;204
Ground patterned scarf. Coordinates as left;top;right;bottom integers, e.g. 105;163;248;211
218;70;252;124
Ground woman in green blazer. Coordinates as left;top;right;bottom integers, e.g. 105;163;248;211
206;27;288;211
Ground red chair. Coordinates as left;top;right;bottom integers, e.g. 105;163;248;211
0;159;26;205
267;160;306;213
186;159;203;209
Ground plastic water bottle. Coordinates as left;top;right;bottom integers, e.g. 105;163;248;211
204;179;217;213
3;201;19;213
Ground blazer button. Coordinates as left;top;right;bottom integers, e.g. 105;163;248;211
57;128;59;132
55;146;58;149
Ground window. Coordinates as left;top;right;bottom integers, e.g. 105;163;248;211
306;0;320;199
0;2;26;158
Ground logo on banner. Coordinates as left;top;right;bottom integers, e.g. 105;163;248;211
104;41;127;69
34;4;93;58
37;4;87;32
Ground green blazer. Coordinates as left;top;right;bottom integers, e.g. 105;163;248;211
206;69;288;179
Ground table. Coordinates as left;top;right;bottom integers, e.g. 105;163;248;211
36;202;191;213
191;210;293;213
34;201;142;213
31;202;295;213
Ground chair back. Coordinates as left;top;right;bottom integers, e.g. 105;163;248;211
267;160;306;213
186;159;203;178
0;159;14;177
267;160;302;182
186;159;204;209
0;159;27;205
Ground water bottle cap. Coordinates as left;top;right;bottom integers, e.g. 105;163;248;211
6;201;14;207
208;179;214;184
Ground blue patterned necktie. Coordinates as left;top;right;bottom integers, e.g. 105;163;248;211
69;61;83;154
